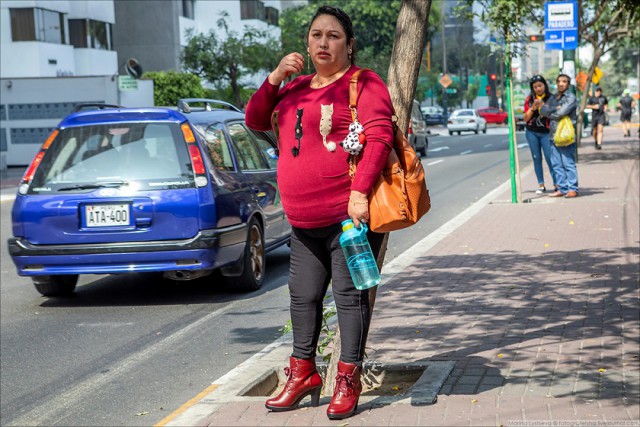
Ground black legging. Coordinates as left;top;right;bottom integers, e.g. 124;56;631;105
288;224;385;364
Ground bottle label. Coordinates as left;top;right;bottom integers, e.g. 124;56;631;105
347;253;377;271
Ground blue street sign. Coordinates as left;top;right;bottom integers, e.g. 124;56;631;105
544;1;578;50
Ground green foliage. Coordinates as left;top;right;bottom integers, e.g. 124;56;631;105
202;87;257;108
279;0;440;81
142;71;206;107
465;82;479;107
181;11;280;107
278;294;338;363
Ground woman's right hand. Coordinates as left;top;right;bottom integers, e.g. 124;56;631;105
268;53;305;86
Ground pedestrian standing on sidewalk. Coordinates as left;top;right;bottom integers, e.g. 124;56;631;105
587;87;608;149
522;75;556;194
245;5;393;420
618;89;636;138
540;74;579;198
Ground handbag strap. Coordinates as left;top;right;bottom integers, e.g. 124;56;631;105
349;68;372;122
349;67;399;127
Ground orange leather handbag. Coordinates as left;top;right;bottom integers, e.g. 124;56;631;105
348;69;430;233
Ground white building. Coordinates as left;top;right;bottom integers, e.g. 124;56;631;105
1;0;298;168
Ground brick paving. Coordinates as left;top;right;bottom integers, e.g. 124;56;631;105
177;128;640;426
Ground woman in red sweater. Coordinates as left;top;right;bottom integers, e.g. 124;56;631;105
245;5;393;420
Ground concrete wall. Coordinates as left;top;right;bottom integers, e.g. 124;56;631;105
0;76;153;168
112;0;182;72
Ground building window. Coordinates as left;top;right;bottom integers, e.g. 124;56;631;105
10;8;65;44
265;6;279;26
69;19;112;50
241;0;265;21
10;8;36;41
69;19;87;47
181;0;194;19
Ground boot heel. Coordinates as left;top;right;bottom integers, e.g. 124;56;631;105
310;387;321;407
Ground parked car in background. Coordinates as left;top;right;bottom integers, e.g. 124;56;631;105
408;100;428;156
476;106;508;124
447;109;487;135
7;99;291;297
421;106;445;126
515;113;526;131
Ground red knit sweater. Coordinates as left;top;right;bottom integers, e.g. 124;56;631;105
245;66;393;229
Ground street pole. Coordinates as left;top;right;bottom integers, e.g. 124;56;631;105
441;15;448;122
504;34;521;204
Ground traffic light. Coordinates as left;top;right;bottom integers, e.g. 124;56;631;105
486;85;491;96
490;73;497;81
528;34;544;42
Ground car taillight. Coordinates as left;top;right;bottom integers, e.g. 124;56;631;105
19;129;59;194
448;120;453;124
408;120;413;135
470;119;475;123
181;123;207;187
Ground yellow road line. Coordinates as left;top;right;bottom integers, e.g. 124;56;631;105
154;383;220;427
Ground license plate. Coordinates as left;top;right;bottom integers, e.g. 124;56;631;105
85;204;131;227
456;119;464;124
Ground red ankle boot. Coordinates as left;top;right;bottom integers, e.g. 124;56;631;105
326;361;362;420
265;357;322;412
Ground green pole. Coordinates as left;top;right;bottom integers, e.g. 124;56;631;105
505;40;521;203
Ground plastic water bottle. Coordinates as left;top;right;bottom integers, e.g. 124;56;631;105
339;219;381;290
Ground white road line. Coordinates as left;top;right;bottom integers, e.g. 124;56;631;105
426;159;444;166
167;164;518;427
7;301;243;426
429;146;450;152
483;144;493;148
1;194;16;202
459;150;473;155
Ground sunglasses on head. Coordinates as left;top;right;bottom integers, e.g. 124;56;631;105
530;75;544;83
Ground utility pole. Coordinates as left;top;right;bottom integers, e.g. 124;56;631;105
441;14;448;122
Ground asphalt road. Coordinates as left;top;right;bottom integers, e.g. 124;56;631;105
0;125;532;426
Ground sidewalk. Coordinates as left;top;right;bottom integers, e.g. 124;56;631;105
162;125;639;427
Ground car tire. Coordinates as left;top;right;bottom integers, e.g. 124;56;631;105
448;131;453;136
457;131;461;135
235;217;265;292
33;275;78;297
419;137;428;157
483;126;487;134
474;126;479;134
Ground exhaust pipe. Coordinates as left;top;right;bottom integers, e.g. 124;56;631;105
164;270;212;281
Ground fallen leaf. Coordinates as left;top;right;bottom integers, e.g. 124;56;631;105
544;243;550;248
392;386;400;391
337;422;349;427
471;399;478;404
415;330;421;333
569;220;574;225
497;353;504;358
598;368;606;373
135;411;149;416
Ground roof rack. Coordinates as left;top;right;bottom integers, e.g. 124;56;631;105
177;98;242;114
73;103;123;112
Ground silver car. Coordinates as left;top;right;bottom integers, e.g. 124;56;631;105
408;100;428;156
447;109;487;135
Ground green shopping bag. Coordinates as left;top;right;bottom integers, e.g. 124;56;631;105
554;116;575;147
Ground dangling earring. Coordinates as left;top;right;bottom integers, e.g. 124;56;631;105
306;48;310;72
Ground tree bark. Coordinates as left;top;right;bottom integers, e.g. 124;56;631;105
323;0;432;397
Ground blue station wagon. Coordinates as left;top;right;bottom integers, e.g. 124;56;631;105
7;99;291;296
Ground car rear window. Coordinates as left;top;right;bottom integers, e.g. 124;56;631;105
454;111;473;116
29;122;194;193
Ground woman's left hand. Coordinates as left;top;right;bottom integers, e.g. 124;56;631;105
348;190;369;229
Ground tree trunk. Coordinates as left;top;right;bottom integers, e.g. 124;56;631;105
576;45;604;146
323;0;432;397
